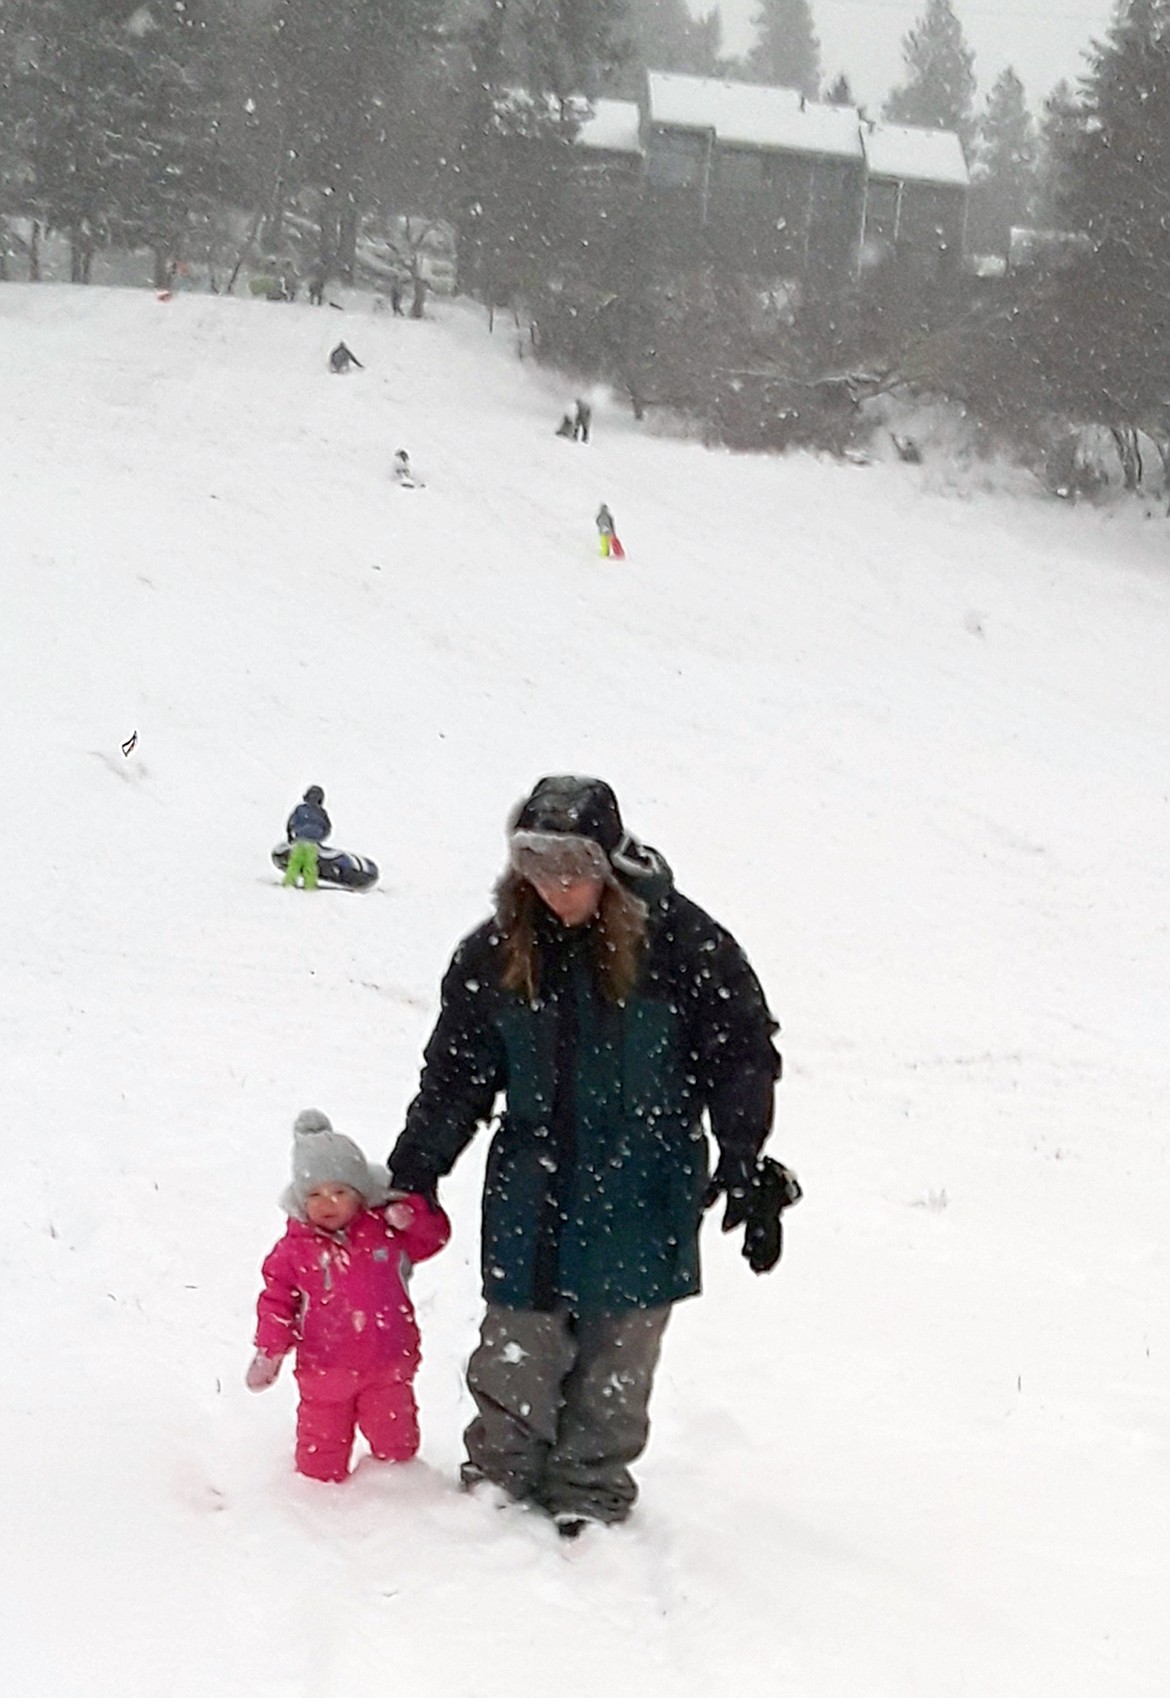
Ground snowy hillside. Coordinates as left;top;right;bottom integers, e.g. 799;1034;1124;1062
1;283;1166;1698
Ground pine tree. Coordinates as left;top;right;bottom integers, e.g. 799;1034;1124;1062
747;0;820;99
883;0;975;146
824;71;854;106
120;1;239;283
1061;0;1170;247
1020;1;1170;437
1;0;239;282
256;0;443;276
15;1;152;280
0;1;32;223
968;66;1036;257
1030;78;1080;231
622;0;722;79
501;0;626;104
691;9;723;76
450;0;628;306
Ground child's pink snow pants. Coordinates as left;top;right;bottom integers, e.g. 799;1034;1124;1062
294;1363;420;1481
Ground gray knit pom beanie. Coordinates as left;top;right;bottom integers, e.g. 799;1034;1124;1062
283;1108;391;1217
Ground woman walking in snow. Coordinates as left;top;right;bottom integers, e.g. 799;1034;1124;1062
248;1110;450;1482
389;776;798;1534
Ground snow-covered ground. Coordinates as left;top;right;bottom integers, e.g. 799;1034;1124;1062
1;282;1166;1698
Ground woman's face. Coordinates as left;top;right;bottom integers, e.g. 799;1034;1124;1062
530;874;605;928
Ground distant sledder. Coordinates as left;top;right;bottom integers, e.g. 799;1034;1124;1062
273;785;379;891
392;448;423;488
596;502;624;559
328;341;363;374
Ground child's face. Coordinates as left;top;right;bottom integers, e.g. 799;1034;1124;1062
304;1183;363;1231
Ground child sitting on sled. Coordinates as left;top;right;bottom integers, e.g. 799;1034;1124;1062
247;1110;450;1481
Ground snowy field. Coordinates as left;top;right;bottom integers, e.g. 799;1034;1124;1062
1;282;1166;1698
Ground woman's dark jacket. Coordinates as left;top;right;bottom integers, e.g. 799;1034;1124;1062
390;849;781;1317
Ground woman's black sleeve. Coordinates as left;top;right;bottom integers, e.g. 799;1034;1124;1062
389;935;506;1187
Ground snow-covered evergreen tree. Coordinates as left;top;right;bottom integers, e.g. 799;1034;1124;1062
968;66;1036;257
1030;78;1080;232
1061;0;1170;248
883;0;975;147
623;0;722;78
254;0;443;276
1003;2;1170;442
747;0;820;99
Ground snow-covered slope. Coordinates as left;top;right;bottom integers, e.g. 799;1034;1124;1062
1;284;1166;1698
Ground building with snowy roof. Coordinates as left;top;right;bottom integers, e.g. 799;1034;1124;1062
860;122;970;278
641;71;866;277
471;73;969;297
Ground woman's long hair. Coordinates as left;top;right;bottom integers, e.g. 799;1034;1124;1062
494;868;647;1004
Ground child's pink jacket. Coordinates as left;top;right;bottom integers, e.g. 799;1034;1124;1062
254;1197;450;1375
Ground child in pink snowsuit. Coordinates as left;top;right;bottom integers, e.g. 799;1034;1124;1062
247;1108;450;1482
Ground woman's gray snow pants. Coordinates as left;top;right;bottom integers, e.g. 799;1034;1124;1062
463;1303;671;1524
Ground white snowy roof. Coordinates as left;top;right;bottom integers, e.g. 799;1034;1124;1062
492;90;643;156
862;123;969;188
646;71;863;162
577;99;643;156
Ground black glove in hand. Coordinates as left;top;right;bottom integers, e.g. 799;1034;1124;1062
710;1156;802;1274
744;1157;802;1273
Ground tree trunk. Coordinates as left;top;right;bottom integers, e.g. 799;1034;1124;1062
260;144;289;253
1111;426;1141;491
338;204;358;284
225;206;266;296
29;221;41;282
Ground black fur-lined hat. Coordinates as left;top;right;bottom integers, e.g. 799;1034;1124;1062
514;776;623;852
510;775;625;884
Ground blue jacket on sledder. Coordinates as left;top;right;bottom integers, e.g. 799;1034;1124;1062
286;787;331;844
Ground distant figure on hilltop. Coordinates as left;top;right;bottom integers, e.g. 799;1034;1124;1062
328;341;363;374
308;273;326;307
284;785;331;890
596;503;624;559
573;399;592;443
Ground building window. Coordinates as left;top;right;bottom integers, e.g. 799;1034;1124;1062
719;149;767;194
898;184;959;249
646;130;707;189
865;180;900;245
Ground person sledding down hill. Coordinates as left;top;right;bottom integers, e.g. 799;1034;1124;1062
393;448;424;488
328;341;363;374
283;785;331;889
